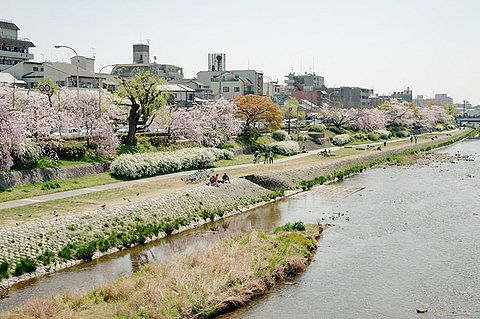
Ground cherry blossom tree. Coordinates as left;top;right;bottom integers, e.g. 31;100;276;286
416;105;451;130
0;90;26;169
320;105;351;128
381;101;417;127
349;108;388;131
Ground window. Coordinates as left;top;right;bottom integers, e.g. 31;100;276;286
33;67;39;71
234;87;240;92
223;87;230;93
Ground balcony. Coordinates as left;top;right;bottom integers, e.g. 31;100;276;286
0;49;33;60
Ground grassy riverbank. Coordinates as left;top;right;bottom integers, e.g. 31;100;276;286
1;224;322;319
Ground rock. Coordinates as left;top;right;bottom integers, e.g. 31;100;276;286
416;309;428;314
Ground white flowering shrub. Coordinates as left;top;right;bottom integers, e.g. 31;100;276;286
374;129;391;139
272;130;288;141
333;134;351;146
270;141;300;156
110;147;234;179
353;133;367;140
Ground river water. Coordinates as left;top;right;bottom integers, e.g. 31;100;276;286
1;140;479;318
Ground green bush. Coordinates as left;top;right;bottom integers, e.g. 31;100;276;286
41;181;61;190
58;245;74;260
14;258;37;276
274;221;306;233
37;250;55;266
14;142;42;169
374;130;391;139
328;126;345;134
0;260;9;279
395;130;410;138
367;133;380;141
272;130;288;141
354;133;367;140
237;126;261;145
58;142;87;160
75;241;97;261
308;124;326;132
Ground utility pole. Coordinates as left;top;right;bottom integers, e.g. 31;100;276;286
98;64;115;115
55;45;80;108
463;100;467;117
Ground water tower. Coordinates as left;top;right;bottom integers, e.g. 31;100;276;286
208;53;226;72
133;44;150;64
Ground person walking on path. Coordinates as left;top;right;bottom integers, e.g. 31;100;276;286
264;150;269;164
415;135;418;144
268;150;274;164
410;136;414;143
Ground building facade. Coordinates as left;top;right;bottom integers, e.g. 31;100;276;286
197;69;263;99
330;86;373;108
111;44;183;81
0;21;34;71
285;72;328;106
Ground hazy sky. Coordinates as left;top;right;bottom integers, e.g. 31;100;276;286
4;0;480;104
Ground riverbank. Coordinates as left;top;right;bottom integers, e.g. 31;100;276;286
0;129;473;292
1;225;322;319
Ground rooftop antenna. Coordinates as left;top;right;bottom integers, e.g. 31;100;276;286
247;59;250;70
92;48;96;59
146;39;151;45
312;56;315;74
300;58;302;74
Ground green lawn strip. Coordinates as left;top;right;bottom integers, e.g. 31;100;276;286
0;173;120;203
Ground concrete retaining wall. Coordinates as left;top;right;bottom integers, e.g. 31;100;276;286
0;163;111;188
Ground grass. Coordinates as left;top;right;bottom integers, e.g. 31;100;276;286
2;225;322;319
0;173;120;203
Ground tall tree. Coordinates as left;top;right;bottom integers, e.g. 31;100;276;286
234;95;282;130
114;71;169;146
320;104;351;128
283;97;299;134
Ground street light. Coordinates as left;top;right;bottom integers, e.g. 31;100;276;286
54;45;79;107
98;64;115;114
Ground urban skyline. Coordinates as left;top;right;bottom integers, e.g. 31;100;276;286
3;0;480;105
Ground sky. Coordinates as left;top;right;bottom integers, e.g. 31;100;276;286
4;0;480;104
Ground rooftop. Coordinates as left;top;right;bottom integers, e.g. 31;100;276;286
0;20;19;31
45;62;99;78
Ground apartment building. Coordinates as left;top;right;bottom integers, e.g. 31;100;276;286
0;20;35;71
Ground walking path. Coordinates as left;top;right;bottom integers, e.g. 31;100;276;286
0;132;448;210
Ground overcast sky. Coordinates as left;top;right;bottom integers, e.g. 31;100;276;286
4;0;479;104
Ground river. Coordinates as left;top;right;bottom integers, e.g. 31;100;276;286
1;140;479;318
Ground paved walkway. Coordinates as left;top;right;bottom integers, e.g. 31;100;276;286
0;132;448;210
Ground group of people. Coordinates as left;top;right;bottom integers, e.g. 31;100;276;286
253;150;274;164
410;135;419;144
208;173;230;187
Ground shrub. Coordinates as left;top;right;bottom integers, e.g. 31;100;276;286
274;221;306;233
58;142;87;160
41;181;61;190
75;241;97;261
308;124;326;132
395;130;410;138
367;133;380;141
270;141;300;156
354;133;367;140
332;134;351;146
37;250;55;266
272;130;288;141
238;126;261;145
110;147;233;179
328;126;345;134
374;130;391;139
0;260;9;279
14;142;42;169
14;258;37;276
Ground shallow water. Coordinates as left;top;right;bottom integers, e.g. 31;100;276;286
1;140;479;317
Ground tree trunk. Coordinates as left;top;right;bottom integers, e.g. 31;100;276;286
287;118;291;134
125;105;140;146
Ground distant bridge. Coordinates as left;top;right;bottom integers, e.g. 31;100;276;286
455;117;480;124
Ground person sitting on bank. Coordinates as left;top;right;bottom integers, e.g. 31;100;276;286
221;173;231;184
302;145;308;153
209;174;219;187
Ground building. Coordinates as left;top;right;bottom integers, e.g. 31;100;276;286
111;44;183;81
0;20;35;71
391;87;412;103
208;53;225;72
263;80;282;98
4;60;101;89
159;84;195;106
196;53;263;99
330;86;374;108
284;72;328;106
172;79;214;101
415;93;454;107
0;72;26;87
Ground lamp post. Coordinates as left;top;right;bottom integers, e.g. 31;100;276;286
54;45;79;107
98;64;115;115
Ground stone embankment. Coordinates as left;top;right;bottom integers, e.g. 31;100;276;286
0;179;277;289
